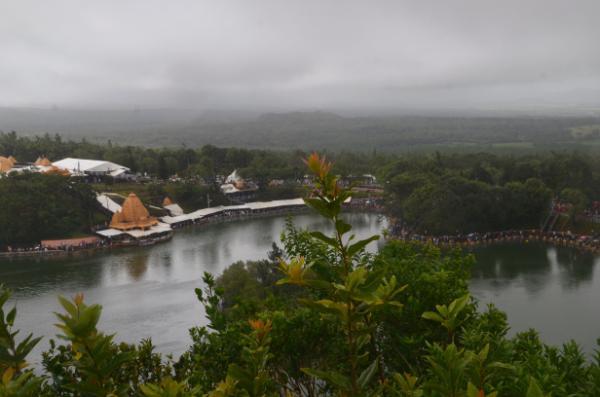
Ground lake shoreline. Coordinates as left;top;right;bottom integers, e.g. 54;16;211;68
0;202;383;260
0;213;387;363
394;229;600;255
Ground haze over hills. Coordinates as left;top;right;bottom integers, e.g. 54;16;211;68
1;107;600;152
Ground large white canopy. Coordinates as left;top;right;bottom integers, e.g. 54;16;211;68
53;158;130;174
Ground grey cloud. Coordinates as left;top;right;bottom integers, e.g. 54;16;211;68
0;0;599;113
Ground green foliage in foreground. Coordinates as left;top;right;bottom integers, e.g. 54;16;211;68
2;154;600;396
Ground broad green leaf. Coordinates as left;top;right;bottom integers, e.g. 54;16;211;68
347;235;380;257
310;231;337;246
449;294;470;316
302;368;351;391
478;344;489;361
6;307;16;326
346;267;368;291
358;357;379;389
466;382;481;397
335;219;352;236
304;198;335;219
422;312;444;323
57;296;78;318
526;377;545;397
2;367;14;384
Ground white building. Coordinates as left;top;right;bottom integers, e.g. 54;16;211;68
53;158;131;179
220;170;258;203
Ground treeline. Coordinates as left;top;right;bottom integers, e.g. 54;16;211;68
2;158;599;396
0;131;389;181
3;131;599;237
383;152;600;234
3;108;600;151
0;173;99;246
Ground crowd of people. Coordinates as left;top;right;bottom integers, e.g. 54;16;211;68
392;227;600;254
345;197;385;212
584;201;600;223
1;239;111;257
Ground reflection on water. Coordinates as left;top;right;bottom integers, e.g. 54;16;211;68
125;253;150;281
4;215;599;361
470;242;600;354
0;213;387;365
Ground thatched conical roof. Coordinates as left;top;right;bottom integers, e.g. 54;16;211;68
35;156;52;166
0;156;13;173
43;165;70;176
121;193;151;221
110;193;158;230
162;196;174;206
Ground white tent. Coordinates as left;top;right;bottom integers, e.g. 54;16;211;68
53;158;130;176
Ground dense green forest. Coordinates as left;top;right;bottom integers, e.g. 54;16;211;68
0;131;389;181
383;153;600;234
0;173;99;247
2;155;600;396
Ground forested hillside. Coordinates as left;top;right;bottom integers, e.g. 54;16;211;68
0;173;100;246
2;108;600;151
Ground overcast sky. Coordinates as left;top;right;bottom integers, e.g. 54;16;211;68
1;0;599;113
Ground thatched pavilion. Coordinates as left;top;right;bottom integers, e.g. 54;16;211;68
0;156;15;173
34;156;52;167
110;193;159;231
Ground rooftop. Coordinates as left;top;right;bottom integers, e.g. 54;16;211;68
110;193;158;230
53;157;130;174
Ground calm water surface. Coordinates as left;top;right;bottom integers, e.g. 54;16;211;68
2;214;600;365
470;242;600;353
0;213;387;364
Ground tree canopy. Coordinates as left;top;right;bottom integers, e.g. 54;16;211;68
1;154;600;396
0;173;99;246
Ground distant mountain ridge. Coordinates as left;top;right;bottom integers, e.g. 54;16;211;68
1;108;599;151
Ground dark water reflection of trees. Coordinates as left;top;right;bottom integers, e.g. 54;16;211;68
470;242;597;294
0;254;107;297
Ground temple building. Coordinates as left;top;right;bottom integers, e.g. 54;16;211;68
96;193;172;245
110;193;159;230
162;196;185;216
1;155;69;176
0;156;36;175
220;169;258;203
0;156;15;173
34;156;52;167
33;156;70;175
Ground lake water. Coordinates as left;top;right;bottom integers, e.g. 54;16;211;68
2;213;599;367
470;242;600;354
0;213;387;365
